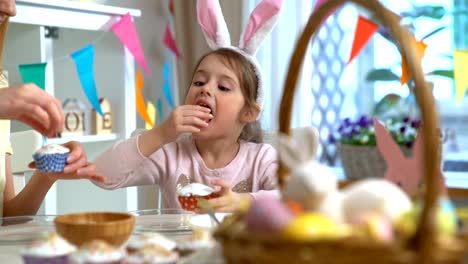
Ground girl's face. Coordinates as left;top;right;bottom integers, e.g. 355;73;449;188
0;0;15;25
185;54;248;139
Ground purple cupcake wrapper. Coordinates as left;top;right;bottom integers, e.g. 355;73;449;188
22;254;69;264
33;152;69;172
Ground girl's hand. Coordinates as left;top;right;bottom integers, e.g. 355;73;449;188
28;141;106;183
158;105;212;143
199;179;253;213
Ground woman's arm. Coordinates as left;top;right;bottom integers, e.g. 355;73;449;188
3;141;103;217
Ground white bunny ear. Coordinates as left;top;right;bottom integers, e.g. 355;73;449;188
293;127;320;161
197;0;231;49
239;0;283;55
275;133;302;170
374;118;406;165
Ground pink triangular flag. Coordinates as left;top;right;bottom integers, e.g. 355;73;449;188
347;16;378;65
163;23;182;58
111;13;151;76
374;117;446;195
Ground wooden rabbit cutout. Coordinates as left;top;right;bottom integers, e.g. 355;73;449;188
374;117;446;195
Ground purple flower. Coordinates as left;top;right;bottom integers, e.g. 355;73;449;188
358;115;369;127
403;117;410;123
399;125;407;134
344;118;352;126
405;141;413;148
328;134;336;143
411;120;420;129
338;125;344;133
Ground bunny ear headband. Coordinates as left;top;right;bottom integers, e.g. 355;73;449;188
197;0;283;115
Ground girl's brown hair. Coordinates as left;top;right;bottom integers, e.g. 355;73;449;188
190;48;263;143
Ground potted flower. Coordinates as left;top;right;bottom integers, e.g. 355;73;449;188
328;115;420;180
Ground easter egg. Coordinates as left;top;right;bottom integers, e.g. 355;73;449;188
282;213;341;241
244;197;294;233
351;213;394;242
176;183;219;211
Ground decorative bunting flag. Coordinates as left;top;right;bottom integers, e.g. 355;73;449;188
18;63;47;90
400;38;427;85
157;97;163;125
168;0;174;16
454;50;468;104
145;100;156;129
347;16;378;65
163;23;182;58
163;61;175;109
70;45;104;117
135;68;154;127
111;13;151;76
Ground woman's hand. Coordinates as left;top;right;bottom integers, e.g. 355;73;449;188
0;83;64;138
29;141;106;183
158;105;212;143
200;179;253;213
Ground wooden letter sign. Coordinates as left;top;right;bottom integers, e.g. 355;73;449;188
91;98;112;135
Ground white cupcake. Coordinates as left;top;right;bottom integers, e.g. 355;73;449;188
124;244;178;264
126;233;176;255
70;240;125;264
22;232;76;264
33;144;70;172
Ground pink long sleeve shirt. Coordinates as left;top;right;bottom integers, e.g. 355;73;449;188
94;135;279;209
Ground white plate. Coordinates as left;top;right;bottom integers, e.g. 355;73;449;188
188;213;231;230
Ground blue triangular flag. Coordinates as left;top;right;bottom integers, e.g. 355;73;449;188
162;61;175;109
70;45;104;117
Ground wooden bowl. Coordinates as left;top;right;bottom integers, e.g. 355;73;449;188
54;212;135;247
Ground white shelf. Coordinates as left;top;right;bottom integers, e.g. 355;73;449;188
12;0;141;31
47;133;118;144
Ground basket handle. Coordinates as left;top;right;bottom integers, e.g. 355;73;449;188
278;0;440;260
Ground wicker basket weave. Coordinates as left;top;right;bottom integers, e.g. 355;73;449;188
214;0;466;263
338;144;410;179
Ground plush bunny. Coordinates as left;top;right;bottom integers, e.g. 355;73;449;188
197;0;283;113
374;117;446;195
276;127;412;224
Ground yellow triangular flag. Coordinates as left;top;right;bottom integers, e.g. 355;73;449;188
400;38;427;85
145;101;156;129
454;50;468;104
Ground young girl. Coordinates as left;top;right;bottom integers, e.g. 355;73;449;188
94;0;283;212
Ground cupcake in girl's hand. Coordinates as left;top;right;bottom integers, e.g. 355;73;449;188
177;183;219;211
70;239;125;264
33;144;70;172
22;232;76;264
126;233;176;255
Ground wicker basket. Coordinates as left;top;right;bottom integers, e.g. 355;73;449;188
338;144;411;179
214;0;466;263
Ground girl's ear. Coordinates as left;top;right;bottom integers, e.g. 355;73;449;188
240;103;261;123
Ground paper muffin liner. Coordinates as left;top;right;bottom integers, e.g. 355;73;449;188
33;152;69;172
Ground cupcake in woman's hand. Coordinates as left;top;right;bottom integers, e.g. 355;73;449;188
126;233;176;255
33;144;70;172
70;239;125;264
124;244;178;264
22;232;76;264
177;183;219;211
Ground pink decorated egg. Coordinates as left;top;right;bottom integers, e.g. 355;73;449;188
244;197;294;233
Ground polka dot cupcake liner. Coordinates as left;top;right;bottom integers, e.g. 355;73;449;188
177;193;219;211
33;153;69;173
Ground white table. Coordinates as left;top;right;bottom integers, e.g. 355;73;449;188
0;213;225;263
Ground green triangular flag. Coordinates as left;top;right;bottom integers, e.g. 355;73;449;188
19;63;47;90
